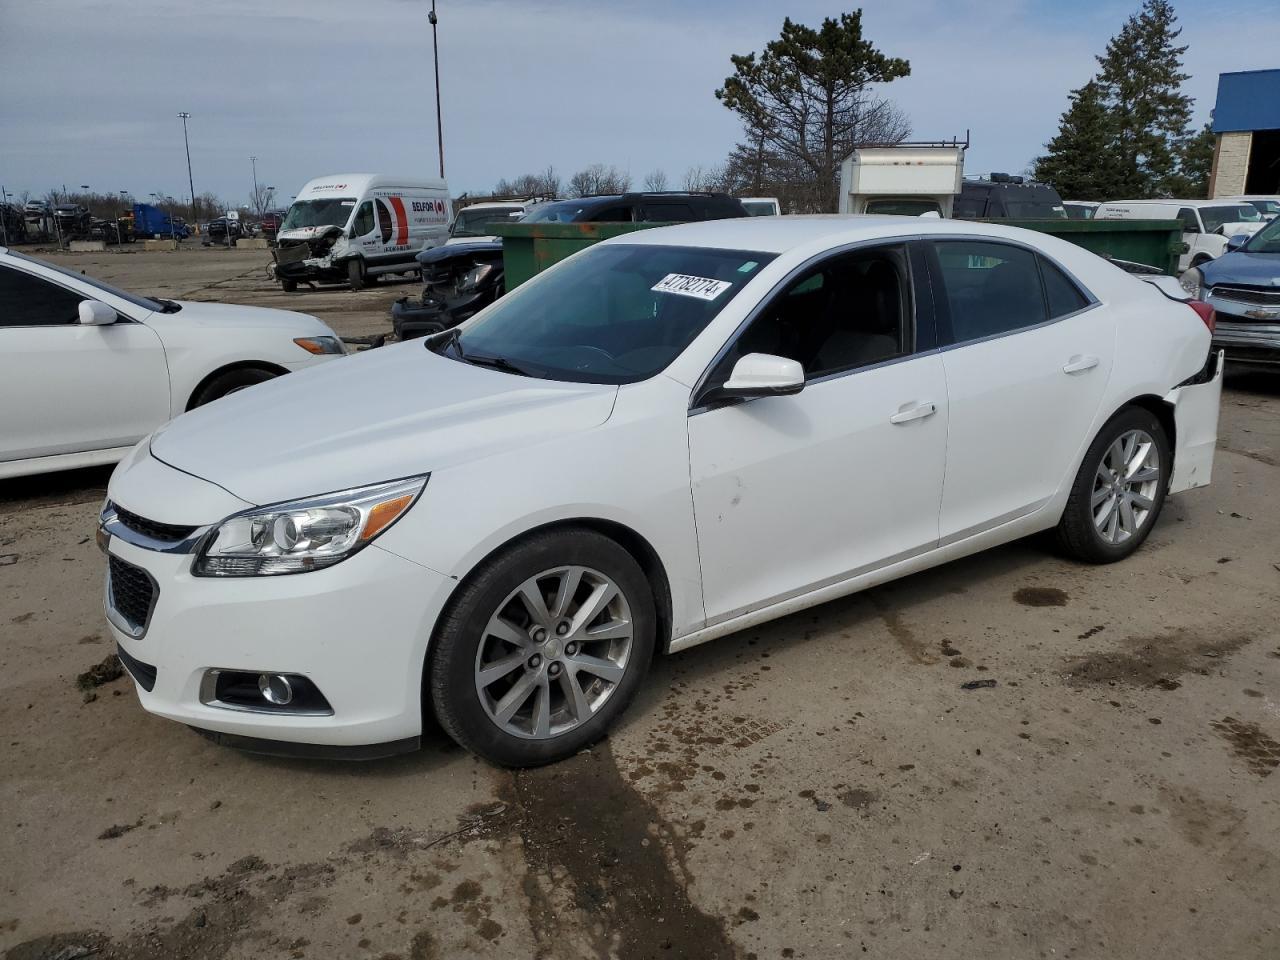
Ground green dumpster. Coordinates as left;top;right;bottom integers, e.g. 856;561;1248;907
979;218;1184;275
490;221;670;290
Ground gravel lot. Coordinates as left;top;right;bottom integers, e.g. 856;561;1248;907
2;246;1279;960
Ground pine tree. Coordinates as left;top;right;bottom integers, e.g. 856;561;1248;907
1033;80;1124;199
1095;0;1192;197
1170;122;1215;198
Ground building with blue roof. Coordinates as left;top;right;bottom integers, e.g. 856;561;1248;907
1209;69;1280;198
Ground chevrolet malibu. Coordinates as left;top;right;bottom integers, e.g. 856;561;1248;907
0;247;346;480
99;217;1224;766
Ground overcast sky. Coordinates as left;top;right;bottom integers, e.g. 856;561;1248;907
3;0;1278;210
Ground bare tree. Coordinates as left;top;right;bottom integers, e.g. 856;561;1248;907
248;183;277;218
569;164;631;197
643;169;669;191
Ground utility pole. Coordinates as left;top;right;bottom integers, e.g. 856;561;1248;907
429;1;445;178
0;185;9;246
178;112;196;229
250;156;260;215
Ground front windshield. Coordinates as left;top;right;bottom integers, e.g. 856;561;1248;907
11;250;163;312
1242;199;1280;217
1201;204;1262;233
453;244;775;384
864;198;941;216
1244;216;1280;254
741;200;778;216
451;206;522;237
1065;204;1095;220
523;199;601;223
281;197;357;231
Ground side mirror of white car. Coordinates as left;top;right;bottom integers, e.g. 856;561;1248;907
78;301;117;326
712;353;805;403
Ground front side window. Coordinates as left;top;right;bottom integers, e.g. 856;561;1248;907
1177;208;1201;233
454;244;773;384
711;245;912;384
350;201;375;237
0;264;85;327
932;241;1047;344
1200;204;1262;233
281;197;357;231
1244;216;1280;254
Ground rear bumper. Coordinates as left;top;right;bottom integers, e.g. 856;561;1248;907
1165;349;1224;494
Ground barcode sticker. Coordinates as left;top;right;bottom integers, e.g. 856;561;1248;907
651;273;732;301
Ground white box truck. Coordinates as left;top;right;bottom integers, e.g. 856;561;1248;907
837;143;966;218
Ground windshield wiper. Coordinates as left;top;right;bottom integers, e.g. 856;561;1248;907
461;352;534;377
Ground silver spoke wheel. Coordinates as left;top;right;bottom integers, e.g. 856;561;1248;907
1091;428;1161;545
474;565;634;740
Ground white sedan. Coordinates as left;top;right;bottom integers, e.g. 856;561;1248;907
99;217;1223;766
0;247;346;480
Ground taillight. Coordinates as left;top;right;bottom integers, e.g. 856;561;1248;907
1188;300;1215;334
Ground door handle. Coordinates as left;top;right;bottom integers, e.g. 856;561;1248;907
889;401;937;425
1063;354;1100;375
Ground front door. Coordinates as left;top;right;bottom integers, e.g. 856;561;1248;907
688;243;948;624
0;263;170;462
927;239;1116;542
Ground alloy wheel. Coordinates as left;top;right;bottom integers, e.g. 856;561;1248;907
1091;429;1161;544
474;566;634;740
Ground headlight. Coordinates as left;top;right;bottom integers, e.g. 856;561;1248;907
293;335;346;355
459;263;496;292
193;476;427;577
1178;266;1204;299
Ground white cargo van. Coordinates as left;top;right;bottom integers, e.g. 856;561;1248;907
838;145;965;218
1093;199;1266;272
274;174;451;291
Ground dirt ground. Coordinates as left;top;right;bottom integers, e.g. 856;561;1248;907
2;246;1279;960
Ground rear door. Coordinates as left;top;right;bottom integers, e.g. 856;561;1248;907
928;239;1115;542
0;263;170;462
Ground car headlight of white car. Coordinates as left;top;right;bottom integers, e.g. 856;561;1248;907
1178;266;1204;299
193;476;427;577
293;335;346;356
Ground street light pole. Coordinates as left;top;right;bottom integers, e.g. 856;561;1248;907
178;112;196;229
429;1;444;178
250;156;260;215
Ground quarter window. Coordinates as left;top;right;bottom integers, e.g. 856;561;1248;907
1040;257;1090;318
714;246;911;383
932;241;1047;344
0;265;85;327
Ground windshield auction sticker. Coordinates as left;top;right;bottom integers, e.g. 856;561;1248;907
651;273;733;301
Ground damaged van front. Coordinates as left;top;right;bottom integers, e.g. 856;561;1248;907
273;196;356;290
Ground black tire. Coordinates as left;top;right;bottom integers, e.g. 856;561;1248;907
279;278;298;292
190;367;279;407
429;528;657;767
347;258;366;290
1055;405;1170;564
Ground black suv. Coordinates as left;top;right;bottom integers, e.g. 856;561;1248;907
953;175;1066;219
392;193;748;340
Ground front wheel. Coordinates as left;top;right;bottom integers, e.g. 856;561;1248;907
279;278;298;292
429;529;656;766
347;258;366;290
1055;406;1170;563
190;367;279;407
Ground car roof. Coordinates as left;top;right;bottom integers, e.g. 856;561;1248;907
1102;198;1250;207
603;214;1075;255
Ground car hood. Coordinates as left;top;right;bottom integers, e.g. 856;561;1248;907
1202;250;1280;287
149;341;619;506
418;239;502;266
277;225;343;242
142;300;334;337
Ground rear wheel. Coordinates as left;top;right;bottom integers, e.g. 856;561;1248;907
347;258;366;290
279;278;298;292
429;529;656;766
1056;406;1170;563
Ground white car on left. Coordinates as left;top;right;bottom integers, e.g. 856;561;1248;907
0;247;346;480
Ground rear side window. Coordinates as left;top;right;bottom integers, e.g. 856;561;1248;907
640;203;694;222
0;265;85;327
932;241;1047;344
1040;258;1090;318
587;205;634;222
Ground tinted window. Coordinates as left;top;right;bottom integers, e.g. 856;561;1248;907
455;244;773;384
1040;257;1090;317
933;241;1047;343
351;201;375;236
1177;208;1200;233
640;203;694;222
953;197;986;219
865;199;941;216
0;265;85;327
715;246;911;383
587;205;634;222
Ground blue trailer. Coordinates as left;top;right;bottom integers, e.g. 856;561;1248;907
132;202;189;239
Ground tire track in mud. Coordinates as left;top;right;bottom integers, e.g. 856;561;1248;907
504;740;737;960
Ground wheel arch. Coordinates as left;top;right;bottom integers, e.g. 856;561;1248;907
185;360;289;411
1121;393;1177;461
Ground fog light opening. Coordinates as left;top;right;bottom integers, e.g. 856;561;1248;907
258;673;294;706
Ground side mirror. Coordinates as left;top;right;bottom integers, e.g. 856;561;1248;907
709;353;805;403
78;301;116;326
1226;234;1249;251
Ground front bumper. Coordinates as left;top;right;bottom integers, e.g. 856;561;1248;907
1212;319;1280;365
101;516;455;750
